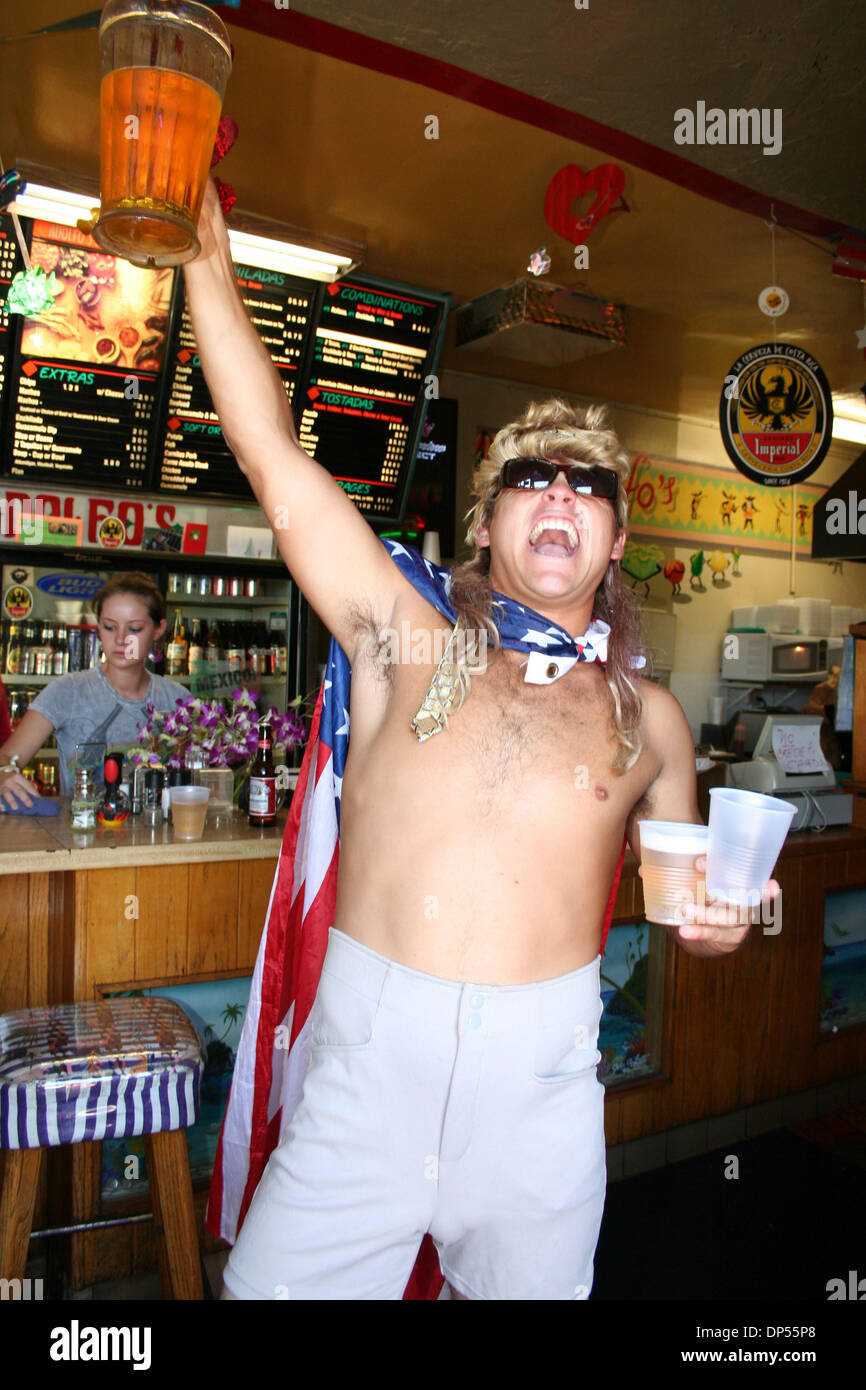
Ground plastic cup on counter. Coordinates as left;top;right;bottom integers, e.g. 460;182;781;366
169;785;210;839
638;821;709;925
707;787;795;907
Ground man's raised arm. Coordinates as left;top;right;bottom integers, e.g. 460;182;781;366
182;179;407;657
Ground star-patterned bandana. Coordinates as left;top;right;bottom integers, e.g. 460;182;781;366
380;538;644;741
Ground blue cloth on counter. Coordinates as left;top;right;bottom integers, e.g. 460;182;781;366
0;797;61;816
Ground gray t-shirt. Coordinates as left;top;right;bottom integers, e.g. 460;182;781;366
31;668;188;794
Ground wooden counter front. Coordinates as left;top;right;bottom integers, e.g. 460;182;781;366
0;801;284;1015
604;824;866;1148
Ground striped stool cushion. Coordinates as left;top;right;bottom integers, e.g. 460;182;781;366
0;998;203;1150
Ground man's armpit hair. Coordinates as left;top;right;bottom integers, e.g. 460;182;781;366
342;597;395;678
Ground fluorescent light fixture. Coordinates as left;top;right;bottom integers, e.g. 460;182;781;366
832;416;866;446
226;228;355;281
831;393;866;446
9;163;365;282
8;182;99;228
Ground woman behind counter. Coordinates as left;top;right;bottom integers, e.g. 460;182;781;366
0;572;187;808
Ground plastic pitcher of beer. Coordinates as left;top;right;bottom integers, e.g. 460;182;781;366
94;0;232;268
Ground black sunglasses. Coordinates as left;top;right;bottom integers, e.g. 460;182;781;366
496;458;619;501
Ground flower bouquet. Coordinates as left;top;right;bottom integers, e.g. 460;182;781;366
128;689;308;806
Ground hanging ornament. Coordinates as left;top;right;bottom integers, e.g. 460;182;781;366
0;168;24;211
0;162;61;316
527;246;552;276
210;115;239;217
758;285;789;317
6;266;60;316
543;163;626;247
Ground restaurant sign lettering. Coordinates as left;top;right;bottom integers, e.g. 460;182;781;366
625;452;824;553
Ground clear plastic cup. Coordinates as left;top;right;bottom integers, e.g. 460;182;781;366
638;821;709;926
707;787;795;907
169;784;210;839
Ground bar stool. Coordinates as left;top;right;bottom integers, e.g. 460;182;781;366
0;997;205;1299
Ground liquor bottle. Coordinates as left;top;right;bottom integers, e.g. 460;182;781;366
53;625;69;676
96;750;131;827
70;767;97;830
205;617;222;663
166;609;188;677
21;621;37;676
226;621;244;673
248;718;277;826
35;623;53;677
188;618;205;672
5;622;22;675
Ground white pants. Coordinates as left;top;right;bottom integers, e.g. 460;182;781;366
224;927;607;1300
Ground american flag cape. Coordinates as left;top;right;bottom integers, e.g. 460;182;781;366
206;539;628;1299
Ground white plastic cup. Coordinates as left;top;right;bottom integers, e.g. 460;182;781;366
638;821;709;926
707;787;795;907
169;784;210;839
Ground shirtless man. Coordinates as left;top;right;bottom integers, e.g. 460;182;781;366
184;181;777;1301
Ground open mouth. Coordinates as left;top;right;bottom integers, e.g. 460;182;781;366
528;518;580;558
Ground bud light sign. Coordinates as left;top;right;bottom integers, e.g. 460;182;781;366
36;573;105;598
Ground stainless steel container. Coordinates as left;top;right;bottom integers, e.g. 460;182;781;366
228;576;242;597
211;575;227;597
245;577;260;598
197;574;211;596
183;574;198;595
168;573;183;594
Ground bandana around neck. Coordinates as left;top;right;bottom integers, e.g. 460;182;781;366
380;539;644;741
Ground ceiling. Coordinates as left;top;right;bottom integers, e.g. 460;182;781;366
1;0;864;445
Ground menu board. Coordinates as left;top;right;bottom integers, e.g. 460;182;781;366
4;220;172;492
156;263;319;498
0;214;25;429
296;274;449;520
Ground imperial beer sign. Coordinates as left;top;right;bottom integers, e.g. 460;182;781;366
719;343;833;487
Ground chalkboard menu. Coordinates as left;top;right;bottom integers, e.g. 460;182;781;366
156;263;318;498
5;220;171;491
0;214;25;427
296;275;449;520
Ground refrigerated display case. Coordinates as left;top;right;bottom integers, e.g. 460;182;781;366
0;545;315;770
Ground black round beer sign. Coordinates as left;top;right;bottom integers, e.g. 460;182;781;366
719;342;833;486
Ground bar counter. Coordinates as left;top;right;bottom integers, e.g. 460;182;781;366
0;799;286;875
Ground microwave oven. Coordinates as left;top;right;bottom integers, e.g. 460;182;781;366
721;632;828;683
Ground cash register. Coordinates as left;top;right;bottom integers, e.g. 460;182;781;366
727;714;852;830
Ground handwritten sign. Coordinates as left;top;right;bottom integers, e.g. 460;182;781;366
771;723;829;774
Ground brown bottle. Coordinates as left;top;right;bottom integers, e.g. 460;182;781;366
248;718;277;826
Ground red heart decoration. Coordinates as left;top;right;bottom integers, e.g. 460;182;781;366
544;164;626;246
214;178;237;217
211;116;239;169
